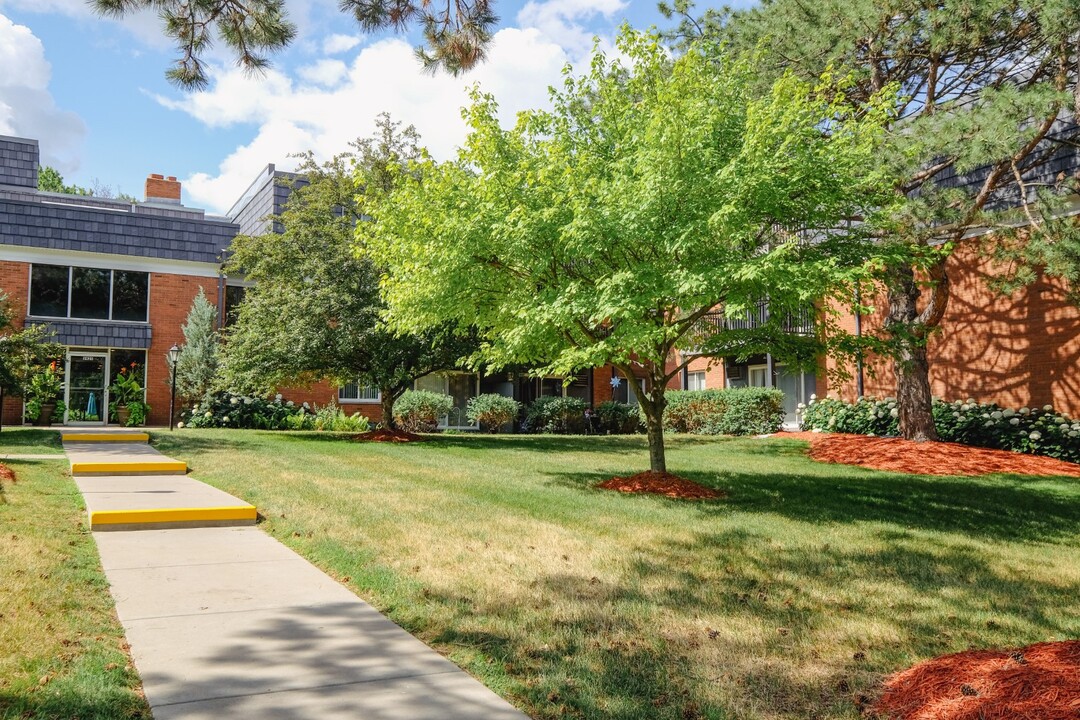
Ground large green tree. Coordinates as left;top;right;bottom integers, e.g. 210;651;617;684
220;116;474;426
663;0;1080;441
363;30;893;472
94;0;496;88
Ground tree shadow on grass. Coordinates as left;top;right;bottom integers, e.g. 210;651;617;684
413;523;1079;719
418;433;730;454
547;465;1080;545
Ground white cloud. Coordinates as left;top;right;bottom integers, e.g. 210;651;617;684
323;33;363;54
168;27;578;213
0;13;85;174
297;58;349;87
517;0;627;57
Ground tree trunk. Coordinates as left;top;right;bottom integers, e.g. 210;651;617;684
380;387;396;430
644;410;667;473
894;341;937;441
886;263;941;442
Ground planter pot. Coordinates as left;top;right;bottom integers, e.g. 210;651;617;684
34;402;56;427
116;405;132;426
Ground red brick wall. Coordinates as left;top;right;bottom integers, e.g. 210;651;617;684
274;381;384;423
0;261;30;424
824;237;1080;416
146;273;221;425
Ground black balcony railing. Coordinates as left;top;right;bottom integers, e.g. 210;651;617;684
683;302;815;353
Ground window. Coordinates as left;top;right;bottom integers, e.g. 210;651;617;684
29;264;149;321
112;271;149;322
611;373;646;404
338;383;380;402
29;265;69;317
71;267;110;319
224;285;246;327
687;371;706;391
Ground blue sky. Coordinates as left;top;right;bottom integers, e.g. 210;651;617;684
0;0;747;214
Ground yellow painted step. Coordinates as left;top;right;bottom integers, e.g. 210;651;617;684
63;433;150;443
71;460;187;475
90;505;257;528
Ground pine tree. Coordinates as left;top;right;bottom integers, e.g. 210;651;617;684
174;288;220;406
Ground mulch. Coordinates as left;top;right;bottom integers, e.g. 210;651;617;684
597;470;726;500
0;463;13;482
870;640;1080;720
352;429;425;443
771;431;1080;477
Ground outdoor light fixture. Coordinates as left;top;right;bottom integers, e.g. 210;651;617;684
168;344;181;431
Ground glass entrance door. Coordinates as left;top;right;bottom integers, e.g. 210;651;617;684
65;353;107;424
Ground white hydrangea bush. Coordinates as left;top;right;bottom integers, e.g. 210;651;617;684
800;395;1080;463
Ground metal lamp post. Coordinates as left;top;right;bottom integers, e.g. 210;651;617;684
168;344;181;431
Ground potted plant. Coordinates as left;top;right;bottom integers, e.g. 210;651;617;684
109;363;144;425
24;362;65;426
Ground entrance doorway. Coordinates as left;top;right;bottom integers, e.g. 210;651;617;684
65;352;107;424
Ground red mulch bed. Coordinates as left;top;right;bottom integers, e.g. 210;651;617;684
771;431;1080;477
352;429;425;443
0;463;14;482
870;641;1080;720
597;470;726;500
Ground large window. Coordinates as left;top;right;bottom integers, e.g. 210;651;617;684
339;383;380;402
29;264;149;321
687;371;706;391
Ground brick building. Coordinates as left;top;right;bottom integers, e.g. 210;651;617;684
5;133;1074;428
0;135;235;426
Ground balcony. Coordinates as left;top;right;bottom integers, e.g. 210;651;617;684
682;301;816;355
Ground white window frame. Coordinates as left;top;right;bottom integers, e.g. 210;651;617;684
687;371;707;391
338;383;381;404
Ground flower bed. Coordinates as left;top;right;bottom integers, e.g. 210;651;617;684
182;392;369;432
800;396;1080;464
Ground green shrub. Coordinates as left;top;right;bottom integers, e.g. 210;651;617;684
663;388;785;435
466;393;521;433
593;401;642;434
393;390;454;433
525;396;588;434
800;395;1080;464
124;401;150;427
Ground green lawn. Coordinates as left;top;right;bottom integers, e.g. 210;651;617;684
0;427;64;454
150;430;1080;720
0;460;149;719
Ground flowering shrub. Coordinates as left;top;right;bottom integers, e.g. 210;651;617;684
182;392;369;432
800;396;1080;463
393;390;454;433
466;393;521;433
663;388;785;435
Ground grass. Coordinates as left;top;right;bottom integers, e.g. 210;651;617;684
0;427;64;455
150;430;1080;720
0;459;149;719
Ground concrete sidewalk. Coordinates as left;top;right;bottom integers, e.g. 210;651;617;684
63;434;528;719
96;527;528;719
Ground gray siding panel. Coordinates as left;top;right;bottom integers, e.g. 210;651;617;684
0;136;39;189
27;319;152;349
0;197;237;264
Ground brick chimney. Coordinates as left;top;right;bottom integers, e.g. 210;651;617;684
145;173;181;203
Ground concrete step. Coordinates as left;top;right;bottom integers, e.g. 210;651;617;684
74;475;257;531
61;432;151;443
70;459;188;476
64;441;187;476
